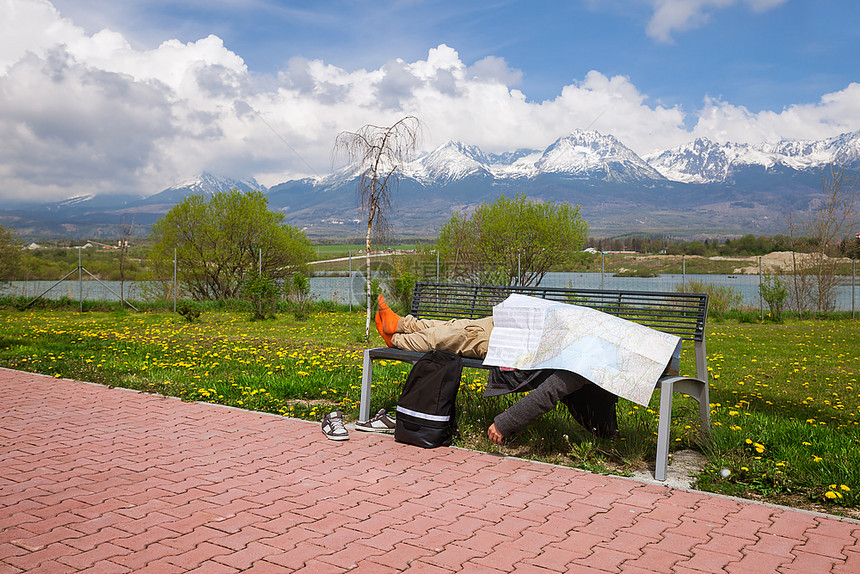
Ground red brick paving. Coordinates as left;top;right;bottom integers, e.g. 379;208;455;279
2;367;859;573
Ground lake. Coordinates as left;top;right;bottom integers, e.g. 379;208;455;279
3;271;857;312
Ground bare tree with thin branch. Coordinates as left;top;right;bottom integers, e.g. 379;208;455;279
118;214;136;303
334;116;422;343
787;164;858;314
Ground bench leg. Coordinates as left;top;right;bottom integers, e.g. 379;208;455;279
359;350;374;422
698;384;711;430
655;380;674;482
695;341;711;430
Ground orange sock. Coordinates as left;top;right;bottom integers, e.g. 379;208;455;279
375;311;395;347
375;294;401;347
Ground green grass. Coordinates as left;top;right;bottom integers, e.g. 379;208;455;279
0;305;857;516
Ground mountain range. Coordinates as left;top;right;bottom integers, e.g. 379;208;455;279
4;129;859;240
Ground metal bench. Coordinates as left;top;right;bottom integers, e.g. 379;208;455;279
359;281;710;481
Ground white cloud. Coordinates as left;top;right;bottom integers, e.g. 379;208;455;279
0;47;176;198
0;0;857;204
0;0;80;72
692;84;860;145
646;0;787;43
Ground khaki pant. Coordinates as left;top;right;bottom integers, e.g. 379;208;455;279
391;316;494;359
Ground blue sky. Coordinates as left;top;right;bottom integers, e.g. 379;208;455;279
50;0;858;113
2;0;859;201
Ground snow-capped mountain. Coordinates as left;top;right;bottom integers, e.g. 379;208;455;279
407;141;493;183
262;128;860;237
295;128;859;196
309;130;661;190
7;130;860;239
353;130;667;187
56;194;96;207
645;138;733;184
405;141;544;181
645;131;860;184
406;130;667;184
139;172;263;206
534;130;665;183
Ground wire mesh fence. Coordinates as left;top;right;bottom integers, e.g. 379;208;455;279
3;256;857;315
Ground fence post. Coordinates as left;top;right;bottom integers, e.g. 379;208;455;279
759;256;763;321
853;259;856;320
349;250;352;311
77;246;83;313
601;252;605;290
173;248;177;313
436;250;440;283
682;254;686;291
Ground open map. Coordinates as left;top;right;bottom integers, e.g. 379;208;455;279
484;294;681;406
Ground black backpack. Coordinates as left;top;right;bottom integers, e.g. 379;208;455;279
394;349;463;448
561;381;619;439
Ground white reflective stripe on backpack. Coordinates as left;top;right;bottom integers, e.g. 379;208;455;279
396;405;451;422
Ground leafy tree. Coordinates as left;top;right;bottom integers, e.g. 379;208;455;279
149;190;313;300
0;224;22;283
334;116;422;343
436;194;588;286
384;251;427;312
841;235;860;259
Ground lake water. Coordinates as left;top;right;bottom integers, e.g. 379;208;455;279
3;271;856;312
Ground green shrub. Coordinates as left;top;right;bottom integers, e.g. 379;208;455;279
759;274;788;322
679;279;743;315
242;272;281;321
387;270;417;313
287;272;314;320
177;302;202;322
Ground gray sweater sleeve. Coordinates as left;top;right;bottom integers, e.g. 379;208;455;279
493;371;586;438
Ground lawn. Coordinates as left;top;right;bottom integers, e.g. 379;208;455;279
0;306;857;517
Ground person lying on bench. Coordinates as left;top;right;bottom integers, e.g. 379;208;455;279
374;295;619;444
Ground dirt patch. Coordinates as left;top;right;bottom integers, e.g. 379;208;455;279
732;251;851;275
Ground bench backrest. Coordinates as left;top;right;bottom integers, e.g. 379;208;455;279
410;282;709;343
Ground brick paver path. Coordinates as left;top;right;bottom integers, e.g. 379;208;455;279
1;368;859;573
